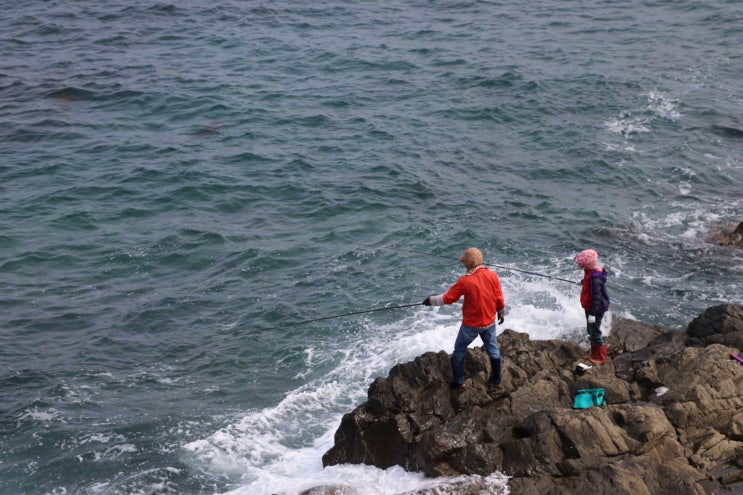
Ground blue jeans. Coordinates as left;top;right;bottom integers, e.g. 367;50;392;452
586;312;605;346
451;323;501;385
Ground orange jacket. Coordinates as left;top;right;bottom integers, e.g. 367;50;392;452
443;267;505;327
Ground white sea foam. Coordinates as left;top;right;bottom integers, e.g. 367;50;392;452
602;90;679;154
185;271;585;495
19;407;65;424
80;432;127;445
604;114;651;137
631;208;724;241
646;90;681;120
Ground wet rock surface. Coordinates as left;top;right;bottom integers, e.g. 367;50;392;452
708;221;743;249
321;304;743;495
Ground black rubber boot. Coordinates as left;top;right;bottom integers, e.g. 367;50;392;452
450;356;466;389
489;357;501;385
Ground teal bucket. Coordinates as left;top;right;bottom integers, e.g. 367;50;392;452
573;388;606;409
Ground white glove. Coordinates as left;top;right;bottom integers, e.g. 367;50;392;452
430;294;445;306
587;315;596;323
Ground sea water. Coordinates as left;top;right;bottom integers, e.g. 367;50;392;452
1;0;742;494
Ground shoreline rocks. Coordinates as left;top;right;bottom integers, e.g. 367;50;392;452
320;304;743;495
708;221;743;249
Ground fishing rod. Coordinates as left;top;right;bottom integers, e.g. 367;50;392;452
259;248;575;332
364;245;578;285
262;302;423;331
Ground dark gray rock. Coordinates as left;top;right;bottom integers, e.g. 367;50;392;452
687;304;743;353
320;304;743;495
397;475;507;494
296;486;358;495
607;314;677;353
710;221;743;249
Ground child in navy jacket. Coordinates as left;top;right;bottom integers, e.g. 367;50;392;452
575;249;610;364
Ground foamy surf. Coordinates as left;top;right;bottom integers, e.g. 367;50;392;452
185;274;586;494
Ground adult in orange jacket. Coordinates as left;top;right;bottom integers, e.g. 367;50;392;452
423;247;506;389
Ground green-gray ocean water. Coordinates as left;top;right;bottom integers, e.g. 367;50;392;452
1;1;742;493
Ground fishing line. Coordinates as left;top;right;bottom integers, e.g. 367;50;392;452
363;245;578;285
257;247;576;332
261;302;423;331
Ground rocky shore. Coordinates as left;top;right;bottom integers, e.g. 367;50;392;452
312;304;743;495
709;221;743;249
